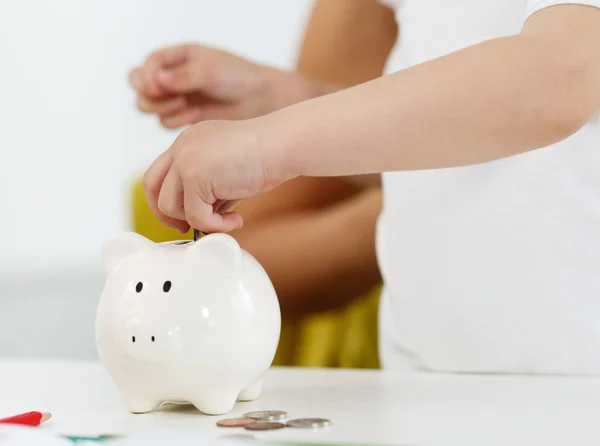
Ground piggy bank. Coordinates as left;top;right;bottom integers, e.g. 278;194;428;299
95;231;281;415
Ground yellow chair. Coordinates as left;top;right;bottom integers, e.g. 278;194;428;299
130;179;381;369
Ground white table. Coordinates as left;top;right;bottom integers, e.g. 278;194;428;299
2;358;600;446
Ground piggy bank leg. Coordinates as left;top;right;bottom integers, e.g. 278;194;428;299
237;378;263;401
190;391;237;415
121;393;162;414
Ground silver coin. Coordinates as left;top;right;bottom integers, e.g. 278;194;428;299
243;410;287;421
286;418;331;428
244;421;285;431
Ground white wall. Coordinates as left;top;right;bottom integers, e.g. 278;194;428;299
0;0;312;276
0;0;313;358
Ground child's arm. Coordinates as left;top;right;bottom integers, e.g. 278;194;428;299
267;4;600;178
144;3;600;233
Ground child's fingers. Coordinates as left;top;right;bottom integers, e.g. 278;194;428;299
154;66;197;94
215;200;243;214
182;179;242;234
160;107;204;129
129;68;143;91
146;45;191;70
136;95;187;115
157;168;187;221
143;151;190;233
143;68;167;98
129;66;168;99
143;45;191;98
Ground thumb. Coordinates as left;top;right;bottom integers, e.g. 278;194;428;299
142;45;192;97
154;64;210;95
146;44;191;71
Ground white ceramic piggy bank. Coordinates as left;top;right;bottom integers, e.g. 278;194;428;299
95;231;281;415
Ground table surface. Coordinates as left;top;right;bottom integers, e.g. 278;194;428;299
2;358;600;446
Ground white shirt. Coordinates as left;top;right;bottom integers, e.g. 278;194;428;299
376;0;600;374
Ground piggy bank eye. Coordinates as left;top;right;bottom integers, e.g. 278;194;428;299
135;282;143;293
163;281;172;292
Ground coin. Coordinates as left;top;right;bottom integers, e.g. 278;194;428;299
244;421;285;431
217;417;257;427
243;410;287;421
193;229;207;241
286;418;332;428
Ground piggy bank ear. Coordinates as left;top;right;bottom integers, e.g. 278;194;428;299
102;231;153;274
191;233;243;274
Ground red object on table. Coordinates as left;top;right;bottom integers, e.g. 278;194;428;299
0;411;52;426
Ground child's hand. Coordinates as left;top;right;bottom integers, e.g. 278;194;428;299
128;44;273;128
129;44;323;129
142;118;291;233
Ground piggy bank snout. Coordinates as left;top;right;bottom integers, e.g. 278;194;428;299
120;318;180;363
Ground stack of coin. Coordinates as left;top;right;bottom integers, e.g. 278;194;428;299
216;410;331;431
241;410;287;431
